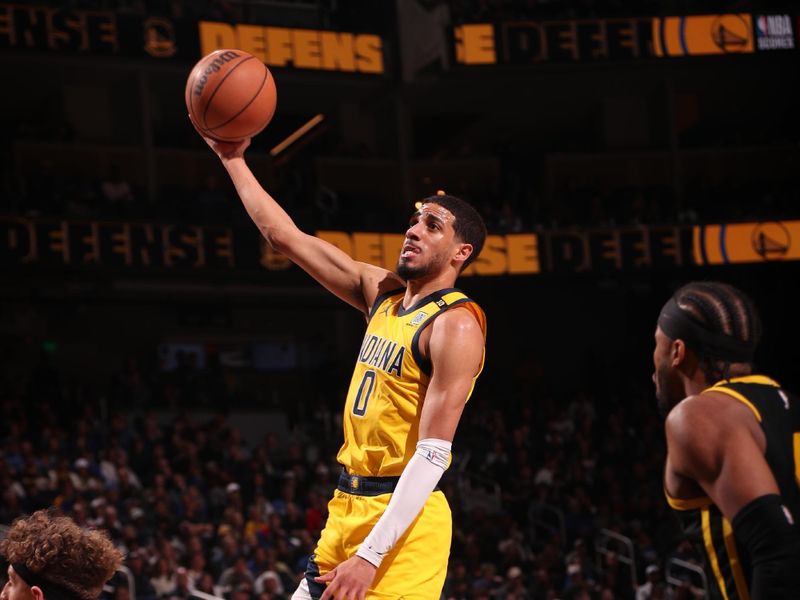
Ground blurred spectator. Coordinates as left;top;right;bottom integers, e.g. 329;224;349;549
127;549;158;600
100;165;135;216
151;556;178;597
636;564;663;600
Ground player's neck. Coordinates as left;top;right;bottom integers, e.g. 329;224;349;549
683;377;708;397
402;272;458;309
684;364;754;396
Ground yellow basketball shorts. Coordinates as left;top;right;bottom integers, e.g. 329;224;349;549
305;486;452;599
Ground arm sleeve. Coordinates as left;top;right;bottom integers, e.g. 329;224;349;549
732;494;800;599
355;438;451;567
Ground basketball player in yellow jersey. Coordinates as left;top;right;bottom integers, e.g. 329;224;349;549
197;133;487;600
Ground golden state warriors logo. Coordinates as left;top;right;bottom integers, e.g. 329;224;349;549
751;222;790;261
652;14;754;57
143;17;177;58
711;15;752;53
693;220;800;266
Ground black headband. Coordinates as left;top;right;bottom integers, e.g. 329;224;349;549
11;563;82;600
657;297;755;363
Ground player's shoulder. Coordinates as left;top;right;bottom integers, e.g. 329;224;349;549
666;391;753;445
441;289;485;326
430;303;485;340
425;303;485;371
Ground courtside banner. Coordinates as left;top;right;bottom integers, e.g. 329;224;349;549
453;14;796;66
0;3;386;74
692;221;800;266
4;217;798;277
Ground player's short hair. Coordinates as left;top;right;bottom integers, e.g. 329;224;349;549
672;281;762;379
0;510;123;600
421;194;487;270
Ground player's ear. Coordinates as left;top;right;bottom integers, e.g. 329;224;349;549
453;243;473;266
30;586;46;600
671;339;687;366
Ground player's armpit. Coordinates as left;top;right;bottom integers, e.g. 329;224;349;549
359;265;407;319
666;393;780;521
418;307;485;441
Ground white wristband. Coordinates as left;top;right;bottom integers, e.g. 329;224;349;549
355;438;451;568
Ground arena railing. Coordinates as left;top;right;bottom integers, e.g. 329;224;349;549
451;450;503;513
527;503;566;546
103;565;135;599
190;589;227;600
595;528;638;589
666;557;709;598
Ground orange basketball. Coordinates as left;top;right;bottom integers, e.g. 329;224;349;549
185;49;277;142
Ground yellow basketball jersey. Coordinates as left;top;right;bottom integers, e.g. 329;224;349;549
336;287;486;477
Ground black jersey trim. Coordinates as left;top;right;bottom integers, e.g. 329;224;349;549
368;288;405;321
397;287;462;317
411;297;472;377
705;385;763;422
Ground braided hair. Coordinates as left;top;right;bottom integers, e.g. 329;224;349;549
673;281;762;381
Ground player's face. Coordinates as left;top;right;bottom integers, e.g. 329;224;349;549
1;567;34;600
396;203;462;281
652;326;684;416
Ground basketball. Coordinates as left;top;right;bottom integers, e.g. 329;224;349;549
185;49;277;142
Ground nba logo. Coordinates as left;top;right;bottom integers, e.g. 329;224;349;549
410;311;428;326
755;14;795;50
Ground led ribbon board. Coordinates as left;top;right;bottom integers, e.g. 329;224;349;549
454;14;796;65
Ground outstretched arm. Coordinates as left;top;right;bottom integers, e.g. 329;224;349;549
316;307;485;600
666;393;800;599
201;135;403;314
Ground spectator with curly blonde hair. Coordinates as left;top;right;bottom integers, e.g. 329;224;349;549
1;510;122;600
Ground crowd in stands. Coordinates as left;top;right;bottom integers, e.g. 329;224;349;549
1;343;707;600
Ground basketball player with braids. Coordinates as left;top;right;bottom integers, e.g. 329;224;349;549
653;281;800;599
198;133;486;600
1;510;122;600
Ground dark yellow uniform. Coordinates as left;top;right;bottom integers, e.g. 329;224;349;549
306;287;486;599
666;376;800;600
